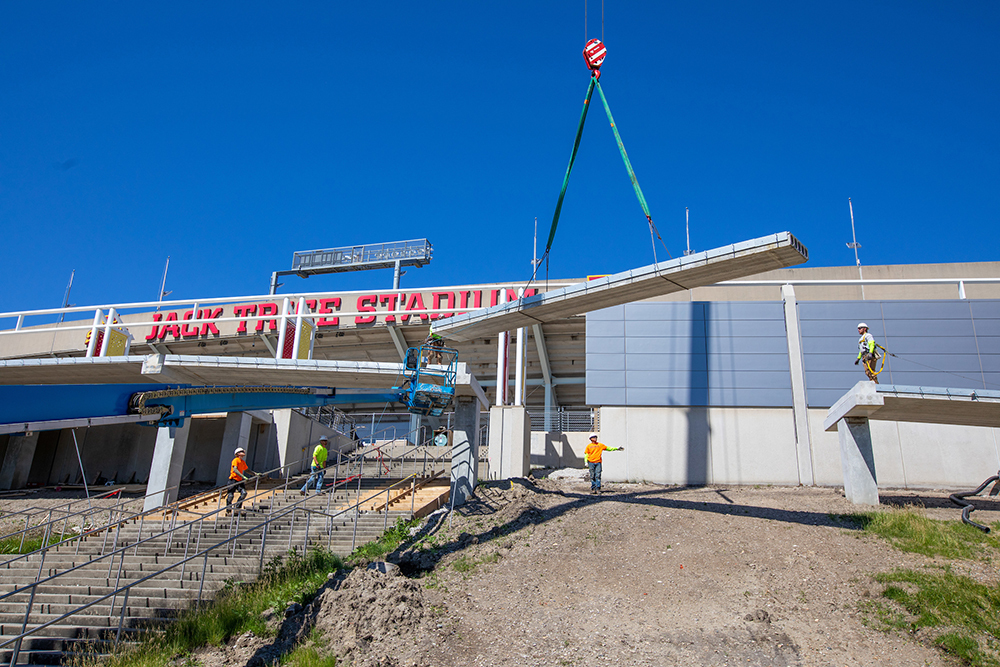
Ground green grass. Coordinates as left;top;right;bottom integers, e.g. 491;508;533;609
874;567;1000;667
79;547;344;667
836;508;1000;559
0;531;71;554
347;517;419;564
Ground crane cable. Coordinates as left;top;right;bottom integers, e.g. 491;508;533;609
528;37;670;293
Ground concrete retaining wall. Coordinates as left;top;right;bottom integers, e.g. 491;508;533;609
597;405;1000;490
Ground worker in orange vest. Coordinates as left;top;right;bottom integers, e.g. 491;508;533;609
226;447;255;514
584;434;623;495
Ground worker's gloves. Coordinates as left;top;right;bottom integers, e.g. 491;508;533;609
854;359;859;365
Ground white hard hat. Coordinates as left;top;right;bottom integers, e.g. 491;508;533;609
589;433;598;439
857;322;868;329
234;447;246;455
319;436;329;442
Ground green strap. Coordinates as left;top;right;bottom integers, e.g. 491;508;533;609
545;77;597;254
595;80;652;221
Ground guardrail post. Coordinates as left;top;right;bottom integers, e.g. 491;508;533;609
302;509;311;553
85;309;102;358
115;587;132;644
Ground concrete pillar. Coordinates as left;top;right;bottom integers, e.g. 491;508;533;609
273;409;310;475
0;432;40;490
837;416;879;505
487;405;531;480
409;414;422;445
450;397;480;507
144;421;192;511
781;284;814;486
216;412;253;486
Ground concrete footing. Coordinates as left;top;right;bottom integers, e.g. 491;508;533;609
488;406;530;480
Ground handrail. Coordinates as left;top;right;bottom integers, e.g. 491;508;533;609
0;456;455;663
0;453;309;567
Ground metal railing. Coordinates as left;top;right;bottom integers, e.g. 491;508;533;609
0;435;454;665
528;408;596;432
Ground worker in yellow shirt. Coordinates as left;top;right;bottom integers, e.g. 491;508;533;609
226;447;255;514
584;434;623;495
300;436;329;496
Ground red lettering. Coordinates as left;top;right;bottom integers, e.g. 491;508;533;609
200;307;223;335
474;290;482;308
379;293;402;322
159;312;181;340
234;304;255;334
524;288;537;298
458;291;471;311
181;310;200;338
255;303;278;332
145;313;163;341
432;292;456;319
317;298;341;326
490;290;500;307
401;293;428;322
355;295;377;324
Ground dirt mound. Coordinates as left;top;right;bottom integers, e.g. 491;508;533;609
310;566;437;667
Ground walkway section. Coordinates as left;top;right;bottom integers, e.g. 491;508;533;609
824;382;1000;505
434;231;808;342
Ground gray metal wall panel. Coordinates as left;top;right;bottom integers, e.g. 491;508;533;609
885;338;977;354
968;300;1000;319
881;301;974;319
587;336;625;354
589;306;625;321
707;354;790;372
588;354;627;371
626;320;706;337
626;387;706;406
798;302;885;321
586;387;627;405
623;303;699;320
628;370;709;388
586;370;627;388
625;337;707;354
706;370;790;388
709;387;792;407
706;337;790;354
886;319;976;338
705;319;787;337
625;354;706;372
978;355;1000;372
973;320;1000;335
588;320;625;337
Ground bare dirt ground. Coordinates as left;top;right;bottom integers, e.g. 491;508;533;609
5;477;999;666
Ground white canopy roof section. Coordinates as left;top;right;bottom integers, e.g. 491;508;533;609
434;232;808;342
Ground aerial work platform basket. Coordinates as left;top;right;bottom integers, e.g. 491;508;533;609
402;344;458;417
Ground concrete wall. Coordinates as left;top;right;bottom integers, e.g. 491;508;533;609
529;431;591;469
598;405;1000;490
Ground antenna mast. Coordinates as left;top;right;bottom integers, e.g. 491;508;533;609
157;256;172;312
684;207;694;256
57;269;75;323
847;198;865;300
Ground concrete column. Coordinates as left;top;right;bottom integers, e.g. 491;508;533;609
216;412;253;486
409;414;422;445
0;432;40;490
487;405;531;480
450;397;481;507
144;422;192;511
273;409;310;475
837;416;879;505
781;284;814;486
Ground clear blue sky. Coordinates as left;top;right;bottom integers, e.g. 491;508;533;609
2;2;998;313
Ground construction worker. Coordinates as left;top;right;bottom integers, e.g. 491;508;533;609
226;447;255;514
300;435;329;496
855;322;880;383
584;434;624;495
424;323;444;365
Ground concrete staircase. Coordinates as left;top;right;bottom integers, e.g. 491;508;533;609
0;466;451;666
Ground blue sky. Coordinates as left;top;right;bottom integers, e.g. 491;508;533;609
1;2;998;313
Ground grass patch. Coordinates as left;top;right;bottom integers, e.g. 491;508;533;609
77;547;344;667
871;567;1000;667
836;508;1000;559
0;532;72;554
347;517;419;564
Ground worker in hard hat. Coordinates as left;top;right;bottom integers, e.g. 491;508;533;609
855;323;880;383
584;434;624;495
226;447;255;514
300;435;329;496
424;323;444;365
